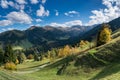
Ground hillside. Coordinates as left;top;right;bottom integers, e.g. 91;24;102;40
0;17;120;51
0;25;90;51
0;28;119;80
80;17;120;41
61;28;120;80
27;28;120;80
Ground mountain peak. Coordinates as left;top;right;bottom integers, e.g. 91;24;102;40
28;26;38;30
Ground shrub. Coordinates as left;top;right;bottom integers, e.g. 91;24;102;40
15;59;19;65
27;54;34;59
4;62;17;70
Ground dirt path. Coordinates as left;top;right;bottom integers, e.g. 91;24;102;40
13;63;49;74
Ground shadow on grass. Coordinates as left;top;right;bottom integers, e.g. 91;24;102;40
90;63;120;80
45;55;76;69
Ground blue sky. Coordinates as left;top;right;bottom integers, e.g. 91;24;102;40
0;0;120;32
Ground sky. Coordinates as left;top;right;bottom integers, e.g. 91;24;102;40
0;0;120;32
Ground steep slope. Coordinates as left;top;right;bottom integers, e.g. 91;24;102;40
34;29;120;80
0;25;90;50
1;29;120;80
0;30;26;44
80;17;120;40
0;17;120;50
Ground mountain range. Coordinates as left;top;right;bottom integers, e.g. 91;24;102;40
0;17;120;51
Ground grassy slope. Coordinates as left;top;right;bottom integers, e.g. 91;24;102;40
0;70;33;80
0;29;120;80
12;39;33;50
20;29;120;80
17;59;50;71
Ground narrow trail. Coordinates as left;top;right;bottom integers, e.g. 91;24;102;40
13;63;49;74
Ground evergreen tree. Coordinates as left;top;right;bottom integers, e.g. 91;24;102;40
34;53;40;61
97;24;112;46
4;44;16;63
0;48;4;64
18;52;26;64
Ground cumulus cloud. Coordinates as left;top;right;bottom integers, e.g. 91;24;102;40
0;20;12;26
0;0;25;10
36;19;42;22
6;11;32;24
55;10;59;16
13;3;25;10
36;5;49;17
30;0;38;4
64;11;79;17
0;11;32;27
87;0;120;26
2;27;14;32
8;1;14;7
0;0;15;8
42;0;46;4
0;0;8;8
15;0;26;4
50;20;82;27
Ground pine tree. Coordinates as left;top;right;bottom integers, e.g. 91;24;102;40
0;48;4;64
97;24;112;46
4;44;16;63
18;52;26;64
34;53;40;61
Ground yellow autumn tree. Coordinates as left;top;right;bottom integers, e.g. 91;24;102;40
58;45;71;57
97;24;112;46
79;40;86;48
63;45;71;56
58;48;64;57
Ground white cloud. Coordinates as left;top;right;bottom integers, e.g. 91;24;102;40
55;10;59;16
13;3;25;10
36;19;42;22
6;11;32;24
0;20;12;26
15;0;26;4
7;27;14;30
42;0;46;4
2;27;14;31
50;20;82;27
14;0;26;10
87;0;120;26
64;11;79;17
0;11;32;27
36;5;50;17
0;0;8;8
30;0;38;4
0;0;25;10
8;1;14;7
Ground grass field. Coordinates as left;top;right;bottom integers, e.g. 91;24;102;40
17;59;50;71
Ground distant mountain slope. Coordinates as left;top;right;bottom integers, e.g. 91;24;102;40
0;17;120;51
0;30;26;44
80;17;120;40
0;25;90;50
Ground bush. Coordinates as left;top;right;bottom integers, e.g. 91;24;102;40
15;59;19;65
27;54;34;59
4;62;17;70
